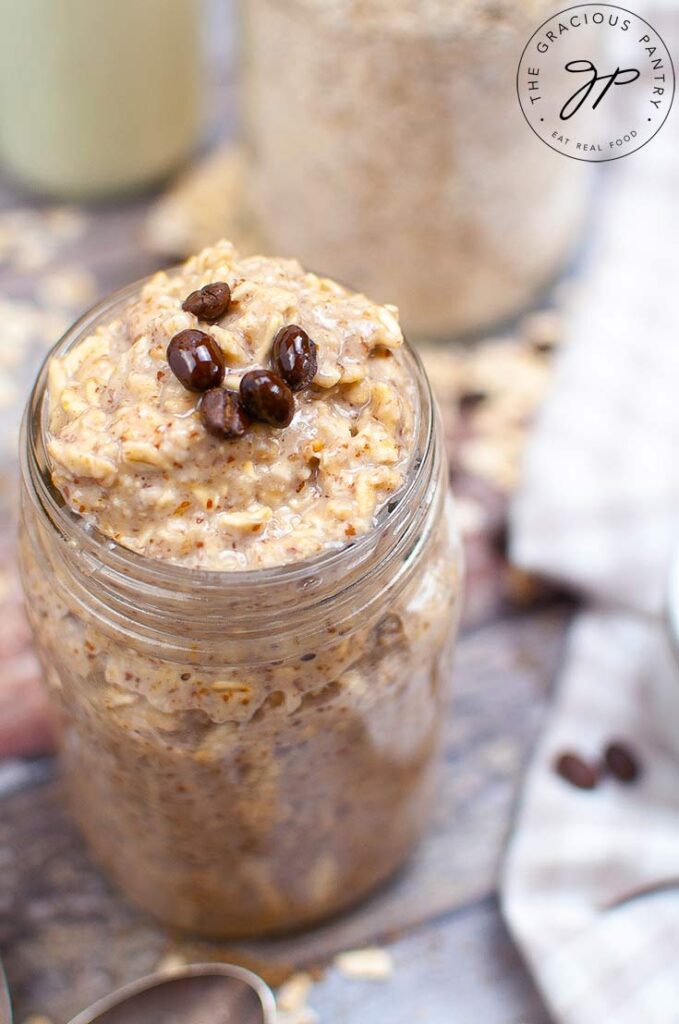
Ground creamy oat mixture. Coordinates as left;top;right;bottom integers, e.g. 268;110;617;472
46;240;416;569
22;239;461;937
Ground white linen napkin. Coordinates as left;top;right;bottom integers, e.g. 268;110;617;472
501;88;679;1024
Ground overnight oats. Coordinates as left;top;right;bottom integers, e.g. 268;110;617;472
19;241;462;937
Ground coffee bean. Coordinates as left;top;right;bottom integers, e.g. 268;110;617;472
604;741;641;783
200;388;250;440
240;369;295;427
167;329;225;392
459;389;487;412
182;282;231;322
271;324;318;391
554;752;599;790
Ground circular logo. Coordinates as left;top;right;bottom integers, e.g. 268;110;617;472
517;4;675;161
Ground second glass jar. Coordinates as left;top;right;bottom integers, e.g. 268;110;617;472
241;0;589;340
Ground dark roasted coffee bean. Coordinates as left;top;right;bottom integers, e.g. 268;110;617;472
604;741;641;783
554;752;599;790
182;282;231;322
200;388;250;440
271;324;318;391
459;389;487;412
167;329;225;392
240;369;295;427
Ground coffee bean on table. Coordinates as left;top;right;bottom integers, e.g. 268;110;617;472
167;329;225;392
459;389;487;412
554;751;599;790
604;741;641;783
200;389;250;440
271;324;318;391
240;369;295;427
182;282;231;322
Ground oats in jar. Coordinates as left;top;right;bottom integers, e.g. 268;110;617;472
20;240;462;938
47;240;416;569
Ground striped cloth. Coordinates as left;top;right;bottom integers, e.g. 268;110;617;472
502;67;679;1024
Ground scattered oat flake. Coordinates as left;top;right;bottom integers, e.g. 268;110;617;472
334;946;394;980
36;267;98;310
22;1017;54;1024
0;206;88;274
453;495;488;536
458;441;513;493
277;1009;319;1024
146;144;266;258
14;240;53;272
43;206;89;242
155;951;188;974
0;300;46;365
0;370;18;410
419;345;464;405
521;308;562;351
1;421;20;457
277;972;315;1013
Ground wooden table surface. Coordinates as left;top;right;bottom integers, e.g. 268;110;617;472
0;12;572;1020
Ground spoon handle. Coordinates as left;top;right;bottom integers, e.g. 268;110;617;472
0;958;13;1024
67;962;276;1024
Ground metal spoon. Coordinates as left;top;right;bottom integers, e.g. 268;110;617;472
67;964;277;1024
0;962;277;1024
0;958;11;1024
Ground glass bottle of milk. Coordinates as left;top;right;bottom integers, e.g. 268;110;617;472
0;0;202;199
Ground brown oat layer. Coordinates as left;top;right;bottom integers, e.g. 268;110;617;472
46;240;415;569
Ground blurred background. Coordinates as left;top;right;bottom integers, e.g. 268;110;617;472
0;2;676;1023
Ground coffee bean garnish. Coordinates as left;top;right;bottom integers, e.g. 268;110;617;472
167;329;225;392
182;282;231;322
604;741;641;784
240;369;295;427
271;324;318;391
554;752;599;790
200;388;250;440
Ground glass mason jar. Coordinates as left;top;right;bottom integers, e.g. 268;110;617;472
241;0;589;340
18;282;463;938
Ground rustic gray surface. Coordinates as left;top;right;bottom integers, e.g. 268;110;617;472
307;897;552;1024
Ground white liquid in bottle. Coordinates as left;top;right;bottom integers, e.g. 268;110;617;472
0;0;202;199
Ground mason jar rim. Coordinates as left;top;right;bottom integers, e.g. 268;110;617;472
255;0;523;40
20;272;440;650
